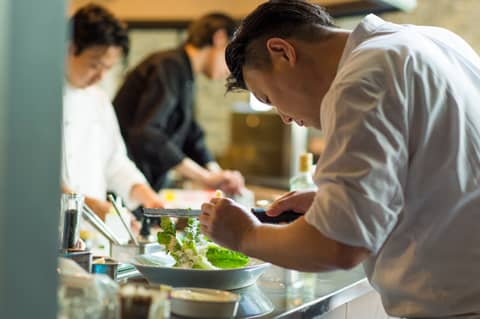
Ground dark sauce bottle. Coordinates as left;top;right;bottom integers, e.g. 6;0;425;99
62;209;80;249
59;193;84;252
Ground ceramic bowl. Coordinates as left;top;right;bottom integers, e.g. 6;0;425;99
171;287;240;319
131;252;270;290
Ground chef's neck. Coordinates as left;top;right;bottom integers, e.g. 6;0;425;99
184;43;207;76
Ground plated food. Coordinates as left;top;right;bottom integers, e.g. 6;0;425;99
157;217;249;270
131;217;270;290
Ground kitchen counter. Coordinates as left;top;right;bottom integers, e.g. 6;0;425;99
122;263;370;318
121;264;370;319
122;186;374;318
225;265;369;319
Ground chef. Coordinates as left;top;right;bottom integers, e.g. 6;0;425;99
113;12;244;195
62;4;163;247
200;1;480;318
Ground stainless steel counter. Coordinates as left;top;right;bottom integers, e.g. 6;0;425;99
232;265;369;318
114;185;371;318
138;264;369;319
120;263;369;318
114;244;370;318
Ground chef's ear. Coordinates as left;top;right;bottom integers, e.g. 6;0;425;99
266;38;296;67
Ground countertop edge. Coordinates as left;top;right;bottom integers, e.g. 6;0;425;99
274;278;371;318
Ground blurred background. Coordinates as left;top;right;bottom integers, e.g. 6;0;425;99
68;0;480;189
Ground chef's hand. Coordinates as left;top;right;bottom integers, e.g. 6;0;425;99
204;170;245;195
200;197;260;251
130;183;165;209
85;197;112;221
266;190;316;217
218;170;245;195
143;196;165;209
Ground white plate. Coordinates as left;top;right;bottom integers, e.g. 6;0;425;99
131;252;270;290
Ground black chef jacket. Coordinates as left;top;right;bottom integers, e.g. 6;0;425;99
113;48;213;191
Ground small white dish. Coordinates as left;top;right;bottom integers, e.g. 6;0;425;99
171;287;240;319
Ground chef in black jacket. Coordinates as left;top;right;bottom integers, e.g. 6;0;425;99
114;13;244;194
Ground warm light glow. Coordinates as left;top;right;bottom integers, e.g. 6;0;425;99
245;115;261;128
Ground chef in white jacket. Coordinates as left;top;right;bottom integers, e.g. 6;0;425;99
201;1;480;318
62;4;164;251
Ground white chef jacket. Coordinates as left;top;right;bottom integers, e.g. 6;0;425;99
62;83;148;245
305;14;480;318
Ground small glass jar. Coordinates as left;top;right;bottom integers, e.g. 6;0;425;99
59;193;84;252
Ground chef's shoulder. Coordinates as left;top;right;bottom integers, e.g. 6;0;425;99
83;86;119;122
130;48;188;81
331;36;437;109
84;85;111;105
339;25;468;87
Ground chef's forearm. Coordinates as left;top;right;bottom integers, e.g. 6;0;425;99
206;161;221;172
84;196;110;221
174;158;210;184
241;217;370;272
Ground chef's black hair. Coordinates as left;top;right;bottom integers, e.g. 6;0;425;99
70;4;129;56
225;0;335;92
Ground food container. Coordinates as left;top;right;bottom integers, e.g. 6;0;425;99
59;193;84;252
119;283;171;319
62;250;93;273
92;257;120;280
171;287;240;319
58;257;119;319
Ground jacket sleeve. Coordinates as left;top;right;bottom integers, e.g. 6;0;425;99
183;119;214;166
305;50;408;254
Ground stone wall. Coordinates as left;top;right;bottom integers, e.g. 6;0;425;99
335;1;480;53
381;0;480;52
